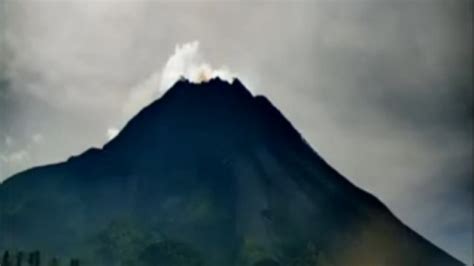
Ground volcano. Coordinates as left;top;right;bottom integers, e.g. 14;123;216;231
0;78;463;266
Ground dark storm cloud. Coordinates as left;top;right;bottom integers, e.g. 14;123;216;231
0;0;471;263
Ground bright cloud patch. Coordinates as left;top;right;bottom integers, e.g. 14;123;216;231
107;128;120;140
32;134;43;144
0;150;29;164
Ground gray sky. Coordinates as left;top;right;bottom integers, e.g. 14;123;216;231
0;0;472;263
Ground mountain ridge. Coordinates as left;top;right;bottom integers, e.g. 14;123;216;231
0;78;464;266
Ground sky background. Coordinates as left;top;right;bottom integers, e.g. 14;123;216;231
0;0;472;263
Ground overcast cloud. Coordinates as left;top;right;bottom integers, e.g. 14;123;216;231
0;0;472;263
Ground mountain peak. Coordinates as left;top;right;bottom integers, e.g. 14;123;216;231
161;77;253;102
103;78;279;155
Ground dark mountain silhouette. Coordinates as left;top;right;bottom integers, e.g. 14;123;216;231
0;78;464;266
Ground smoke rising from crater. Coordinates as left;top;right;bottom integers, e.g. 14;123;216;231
160;41;234;92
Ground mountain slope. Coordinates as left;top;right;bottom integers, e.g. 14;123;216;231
0;78;463;266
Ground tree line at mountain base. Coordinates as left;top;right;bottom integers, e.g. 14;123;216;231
1;250;80;266
1;219;333;266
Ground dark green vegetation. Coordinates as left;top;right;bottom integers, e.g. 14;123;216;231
1;250;80;266
0;79;464;266
139;240;203;266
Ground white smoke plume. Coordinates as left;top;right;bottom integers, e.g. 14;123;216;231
123;41;234;117
160;41;234;92
106;128;120;141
